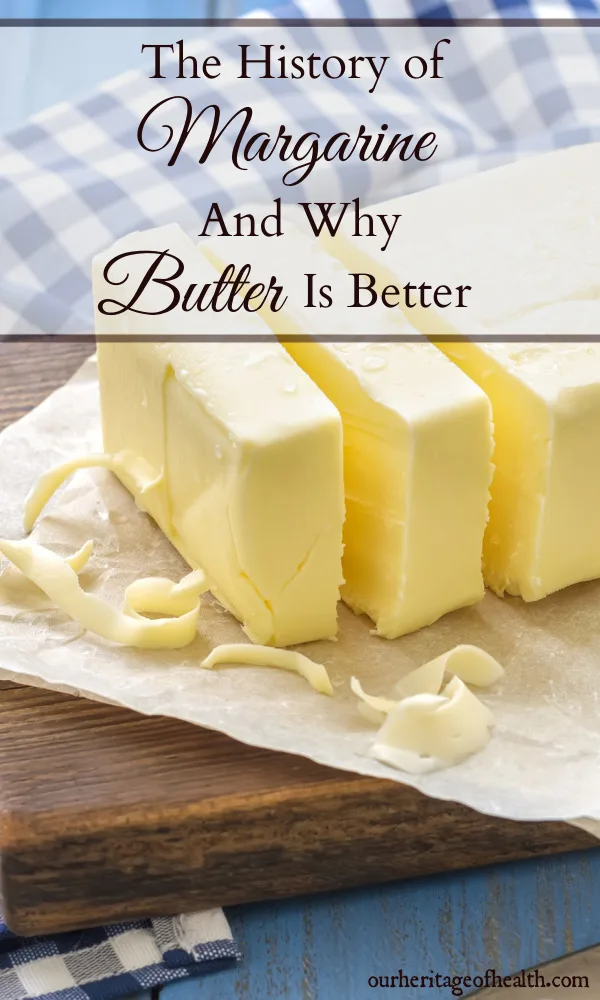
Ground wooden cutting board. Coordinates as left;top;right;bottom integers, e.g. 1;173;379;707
0;340;596;937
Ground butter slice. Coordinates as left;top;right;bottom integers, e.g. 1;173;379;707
325;143;600;600
203;224;493;637
93;224;345;646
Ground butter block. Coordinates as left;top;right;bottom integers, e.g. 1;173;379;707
94;224;345;646
471;302;600;600
203;224;493;637
325;143;600;600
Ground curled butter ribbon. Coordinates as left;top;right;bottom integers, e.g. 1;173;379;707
23;450;162;533
351;644;504;773
202;643;333;695
0;537;208;650
4;453;333;691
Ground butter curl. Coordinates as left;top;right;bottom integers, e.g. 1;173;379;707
24;450;162;533
352;644;504;773
0;538;208;650
202;643;333;695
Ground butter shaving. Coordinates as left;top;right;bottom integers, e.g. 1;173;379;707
0;538;207;649
372;679;494;773
352;644;504;774
65;539;94;573
201;644;333;695
369;743;443;775
123;570;208;619
395;644;504;697
24;451;162;533
16;456;331;682
349;677;396;724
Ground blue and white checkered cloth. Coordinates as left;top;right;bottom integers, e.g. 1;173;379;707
0;910;239;1000
2;0;600;335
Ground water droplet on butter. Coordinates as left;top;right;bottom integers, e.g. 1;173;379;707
284;381;297;394
362;355;386;372
244;349;275;368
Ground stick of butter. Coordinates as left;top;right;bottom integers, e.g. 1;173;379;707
93;224;345;646
324;142;600;601
203;223;493;637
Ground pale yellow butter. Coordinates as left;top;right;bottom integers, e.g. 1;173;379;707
93;224;345;646
351;644;503;773
0;536;208;649
473;303;600;600
325;143;600;601
203;223;493;637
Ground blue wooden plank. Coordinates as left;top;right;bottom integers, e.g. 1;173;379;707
160;849;600;1000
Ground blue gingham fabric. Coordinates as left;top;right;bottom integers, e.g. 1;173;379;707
0;910;239;1000
1;0;600;335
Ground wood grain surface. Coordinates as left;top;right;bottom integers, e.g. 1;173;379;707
0;340;92;431
0;340;596;937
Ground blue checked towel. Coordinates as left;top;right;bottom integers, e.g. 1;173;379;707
2;0;600;335
0;910;239;999
0;0;599;995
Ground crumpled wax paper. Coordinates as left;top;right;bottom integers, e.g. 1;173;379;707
2;357;600;824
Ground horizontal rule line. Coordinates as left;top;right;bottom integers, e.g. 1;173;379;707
1;18;599;27
4;334;600;344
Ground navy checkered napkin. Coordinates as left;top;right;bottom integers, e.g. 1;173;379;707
2;0;600;334
0;911;239;1000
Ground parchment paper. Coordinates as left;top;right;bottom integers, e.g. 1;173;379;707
2;358;600;824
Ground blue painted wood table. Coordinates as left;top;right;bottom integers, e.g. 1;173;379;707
130;846;600;999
